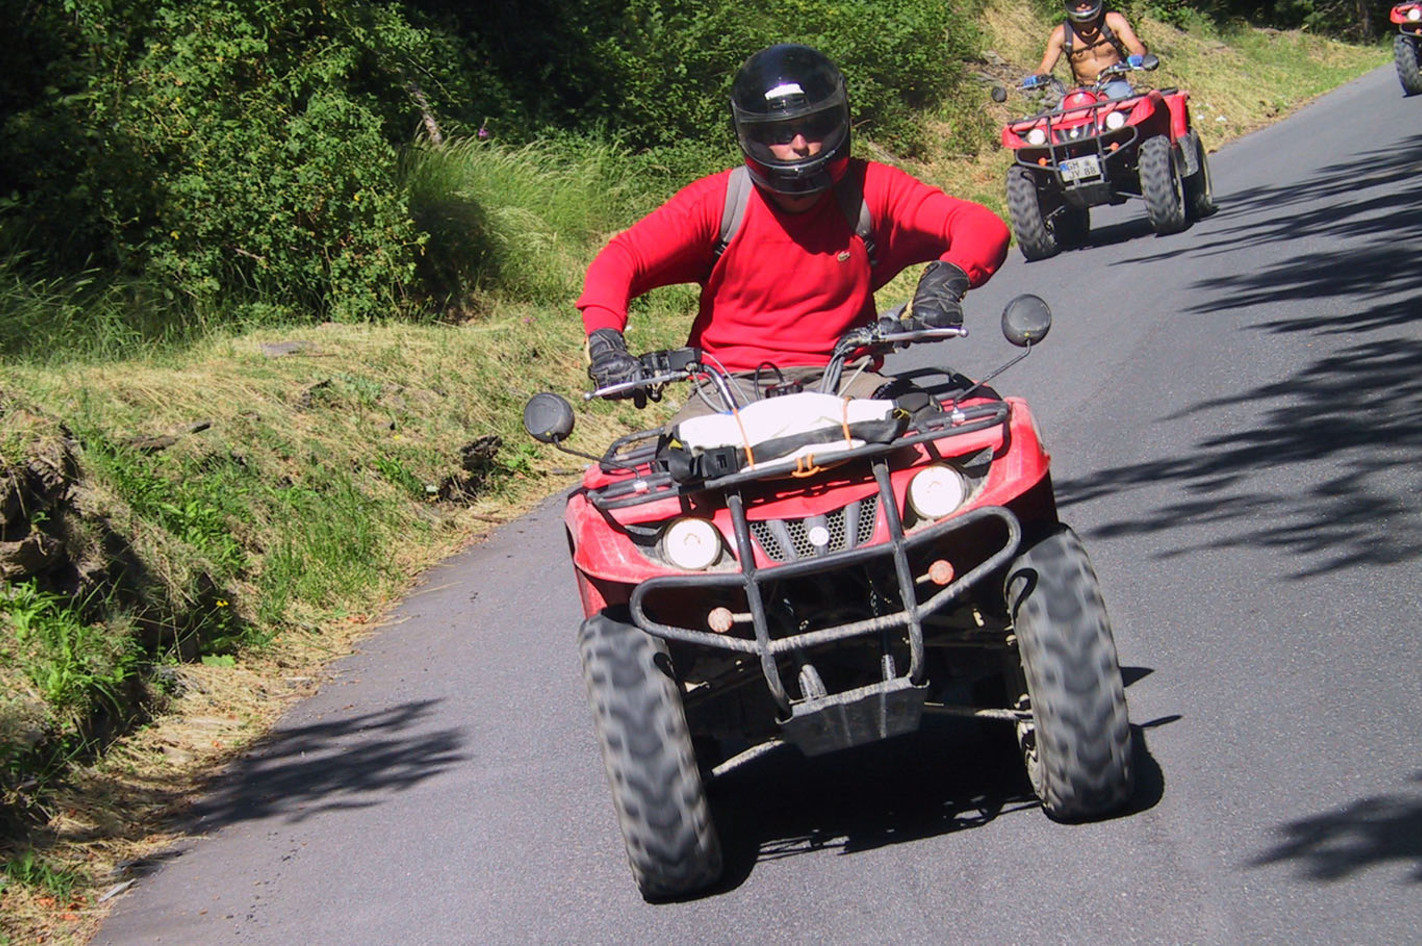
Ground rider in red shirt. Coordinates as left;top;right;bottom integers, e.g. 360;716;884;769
578;44;1010;414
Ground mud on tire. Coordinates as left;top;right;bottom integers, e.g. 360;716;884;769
1396;34;1422;96
579;610;722;899
1005;527;1133;821
1140;134;1187;236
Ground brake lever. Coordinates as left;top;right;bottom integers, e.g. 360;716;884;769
583;370;689;401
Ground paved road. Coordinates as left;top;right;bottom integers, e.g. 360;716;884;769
99;65;1422;945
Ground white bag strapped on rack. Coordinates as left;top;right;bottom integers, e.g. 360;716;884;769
673;391;901;473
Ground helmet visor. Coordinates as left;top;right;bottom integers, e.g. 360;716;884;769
734;98;849;168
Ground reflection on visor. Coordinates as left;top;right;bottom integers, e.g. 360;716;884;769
745;109;843;149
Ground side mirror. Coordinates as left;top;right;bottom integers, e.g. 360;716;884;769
990;85;1008;103
522;392;575;444
1140;53;1160;70
1002;295;1052;348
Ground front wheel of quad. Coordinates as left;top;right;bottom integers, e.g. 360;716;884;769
1395;35;1422;96
1005;527;1133;821
1182;131;1217;221
1007;166;1060;261
579;610;722;899
1139;135;1187;236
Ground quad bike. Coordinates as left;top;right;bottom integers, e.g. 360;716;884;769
523;297;1135;899
997;54;1215;261
1392;2;1422;95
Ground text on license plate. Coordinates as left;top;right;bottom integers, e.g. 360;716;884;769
1059;156;1101;181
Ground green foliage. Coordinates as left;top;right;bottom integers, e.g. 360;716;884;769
403;135;676;309
1;849;84;900
571;0;980;156
1;0;467;321
0;582;138;725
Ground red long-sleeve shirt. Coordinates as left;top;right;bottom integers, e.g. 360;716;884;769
577;159;1009;373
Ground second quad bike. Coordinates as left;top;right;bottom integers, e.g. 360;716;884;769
1393;2;1422;95
523;297;1135;900
998;54;1215;261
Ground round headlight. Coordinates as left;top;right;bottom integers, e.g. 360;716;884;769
907;465;967;520
1027;128;1047;146
662;518;721;570
1104;110;1127;130
1409;6;1421;20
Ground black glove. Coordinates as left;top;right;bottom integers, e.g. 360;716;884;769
587;328;649;405
910;261;970;329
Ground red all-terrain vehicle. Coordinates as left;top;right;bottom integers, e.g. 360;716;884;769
998;54;1215;260
1392;3;1422;94
523;297;1135;900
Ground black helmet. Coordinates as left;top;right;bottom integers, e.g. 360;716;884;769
729;44;851;196
1065;0;1103;23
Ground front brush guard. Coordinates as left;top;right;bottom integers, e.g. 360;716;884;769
627;456;1024;751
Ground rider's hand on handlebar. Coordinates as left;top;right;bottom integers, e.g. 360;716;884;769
1021;74;1047;90
1126;54;1144;68
909;260;969;330
587;328;650;407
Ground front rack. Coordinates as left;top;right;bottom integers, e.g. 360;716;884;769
589;399;1010;512
628;451;1023;716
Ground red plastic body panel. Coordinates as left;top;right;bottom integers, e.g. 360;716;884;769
563;397;1051;618
1001;87;1189;150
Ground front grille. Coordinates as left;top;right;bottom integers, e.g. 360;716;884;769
748;496;878;563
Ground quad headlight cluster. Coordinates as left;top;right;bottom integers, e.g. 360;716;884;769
660;517;722;570
1026;128;1048;146
907;464;968;520
1104;110;1127;130
1409;6;1422;21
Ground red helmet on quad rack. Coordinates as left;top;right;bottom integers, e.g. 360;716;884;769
1065;0;1104;23
729;44;852;196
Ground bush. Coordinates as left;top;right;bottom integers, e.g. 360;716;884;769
0;0;467;321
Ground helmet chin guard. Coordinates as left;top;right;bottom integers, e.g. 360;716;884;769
730;44;852;196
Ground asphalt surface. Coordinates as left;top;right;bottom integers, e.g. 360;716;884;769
98;64;1422;945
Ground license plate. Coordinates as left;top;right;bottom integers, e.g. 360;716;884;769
1059;155;1101;181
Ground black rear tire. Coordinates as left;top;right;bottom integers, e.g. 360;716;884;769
1139;135;1187;236
1005;527;1133;821
1182;131;1217;221
579;610;722;899
1396;35;1422;95
1007;166;1060;261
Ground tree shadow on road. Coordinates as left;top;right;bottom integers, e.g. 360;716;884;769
1054;139;1422;577
705;693;1168;894
1249;772;1422;884
1057;332;1422;577
182;699;468;830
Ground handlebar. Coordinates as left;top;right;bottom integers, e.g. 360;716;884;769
1017;51;1158;95
585;319;967;402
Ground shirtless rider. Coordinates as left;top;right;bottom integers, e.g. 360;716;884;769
1029;0;1148;99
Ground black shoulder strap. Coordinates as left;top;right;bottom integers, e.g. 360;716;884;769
714;165;753;262
833;162;877;269
713;163;876;267
1099;17;1126;56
